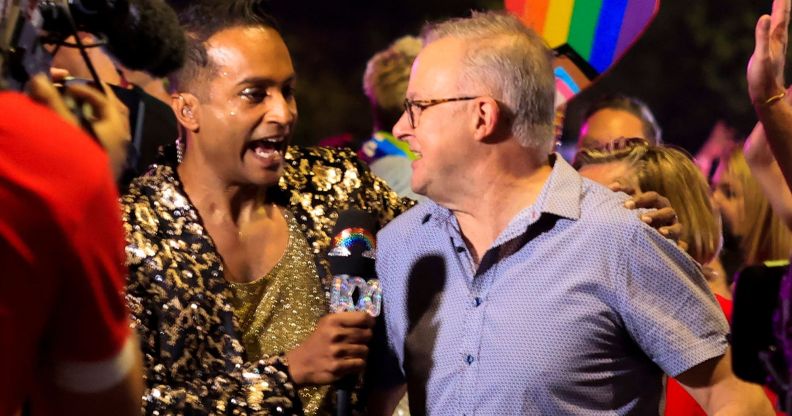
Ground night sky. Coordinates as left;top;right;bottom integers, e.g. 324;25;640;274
171;0;783;154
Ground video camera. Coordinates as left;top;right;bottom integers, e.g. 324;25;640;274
0;0;184;183
3;0;131;90
1;0;185;88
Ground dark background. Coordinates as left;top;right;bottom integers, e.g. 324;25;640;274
204;1;785;153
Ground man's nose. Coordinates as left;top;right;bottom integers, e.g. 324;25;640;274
392;111;413;142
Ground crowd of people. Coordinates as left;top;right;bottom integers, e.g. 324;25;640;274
3;0;792;415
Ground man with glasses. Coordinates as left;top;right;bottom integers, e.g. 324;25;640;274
368;11;774;416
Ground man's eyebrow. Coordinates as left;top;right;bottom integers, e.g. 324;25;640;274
237;75;297;87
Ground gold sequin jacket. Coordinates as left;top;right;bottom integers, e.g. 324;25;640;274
122;145;413;415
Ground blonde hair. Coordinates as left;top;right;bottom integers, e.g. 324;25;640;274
362;36;422;120
723;147;792;264
576;139;721;265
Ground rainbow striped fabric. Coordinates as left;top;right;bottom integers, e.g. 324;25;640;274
505;0;660;105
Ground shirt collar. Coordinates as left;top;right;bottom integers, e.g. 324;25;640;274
423;154;583;244
533;154;582;222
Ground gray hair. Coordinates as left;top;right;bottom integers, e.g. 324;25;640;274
422;11;555;149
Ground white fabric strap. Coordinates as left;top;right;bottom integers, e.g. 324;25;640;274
53;336;137;393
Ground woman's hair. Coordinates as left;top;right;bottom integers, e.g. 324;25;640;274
722;147;792;264
576;138;721;265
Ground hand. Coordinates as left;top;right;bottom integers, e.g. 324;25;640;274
747;0;790;105
66;82;131;180
695;121;738;176
613;183;687;251
285;311;375;386
27;73;131;180
27;73;79;124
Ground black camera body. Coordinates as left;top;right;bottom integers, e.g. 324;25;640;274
0;0;183;183
0;0;131;90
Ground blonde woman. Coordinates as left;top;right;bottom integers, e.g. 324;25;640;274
575;139;741;416
713;146;792;266
575;139;728;298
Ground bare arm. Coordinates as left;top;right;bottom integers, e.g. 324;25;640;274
676;348;774;415
368;383;407;416
748;0;792;184
745;122;792;229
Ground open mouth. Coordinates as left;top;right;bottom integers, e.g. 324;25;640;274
246;137;287;160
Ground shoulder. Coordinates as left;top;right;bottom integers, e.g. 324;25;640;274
378;202;435;244
577;179;699;272
285;145;360;169
121;164;189;262
283;145;414;221
122;164;182;210
576;177;648;235
0;93;115;214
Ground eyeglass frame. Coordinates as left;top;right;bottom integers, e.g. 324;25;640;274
402;96;480;129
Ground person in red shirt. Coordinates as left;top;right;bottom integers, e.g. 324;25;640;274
0;75;142;415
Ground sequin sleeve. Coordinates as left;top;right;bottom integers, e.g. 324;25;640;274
122;171;304;415
279;146;415;283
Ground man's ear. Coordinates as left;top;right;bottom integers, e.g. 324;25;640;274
472;96;501;142
171;93;200;132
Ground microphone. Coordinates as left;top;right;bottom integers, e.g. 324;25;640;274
327;209;381;416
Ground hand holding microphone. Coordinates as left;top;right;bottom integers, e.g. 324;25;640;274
285;311;374;386
285;209;381;399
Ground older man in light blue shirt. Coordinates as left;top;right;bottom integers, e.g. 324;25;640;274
368;10;773;416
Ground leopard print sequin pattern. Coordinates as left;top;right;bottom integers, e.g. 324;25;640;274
122;145;413;414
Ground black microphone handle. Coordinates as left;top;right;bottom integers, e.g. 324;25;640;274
335;373;356;416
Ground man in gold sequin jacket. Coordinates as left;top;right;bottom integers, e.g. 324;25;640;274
121;1;412;414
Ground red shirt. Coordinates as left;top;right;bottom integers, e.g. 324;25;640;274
0;92;130;413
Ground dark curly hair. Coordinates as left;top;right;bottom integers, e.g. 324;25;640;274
170;0;280;94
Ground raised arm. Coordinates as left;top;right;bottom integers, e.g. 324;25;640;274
748;0;792;185
744;122;792;229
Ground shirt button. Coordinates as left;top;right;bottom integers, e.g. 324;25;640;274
465;355;475;365
456;246;466;253
474;297;482;307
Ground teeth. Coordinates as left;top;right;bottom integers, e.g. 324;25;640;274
254;146;276;158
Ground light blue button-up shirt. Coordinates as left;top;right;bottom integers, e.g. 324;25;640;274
375;156;728;415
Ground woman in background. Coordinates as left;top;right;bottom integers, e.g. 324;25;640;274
575;139;742;416
575;139;729;299
713;146;792;270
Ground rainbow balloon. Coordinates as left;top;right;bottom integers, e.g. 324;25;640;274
505;0;660;105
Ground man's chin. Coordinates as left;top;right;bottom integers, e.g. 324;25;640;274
241;166;283;188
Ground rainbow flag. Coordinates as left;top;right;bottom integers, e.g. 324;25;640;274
506;0;659;106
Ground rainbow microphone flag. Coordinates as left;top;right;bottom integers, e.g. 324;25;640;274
505;0;660;107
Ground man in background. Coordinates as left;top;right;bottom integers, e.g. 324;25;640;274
578;94;663;149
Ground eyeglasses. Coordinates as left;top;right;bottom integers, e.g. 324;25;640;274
403;96;479;128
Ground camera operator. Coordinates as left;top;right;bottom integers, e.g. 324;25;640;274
0;73;142;415
0;0;186;413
